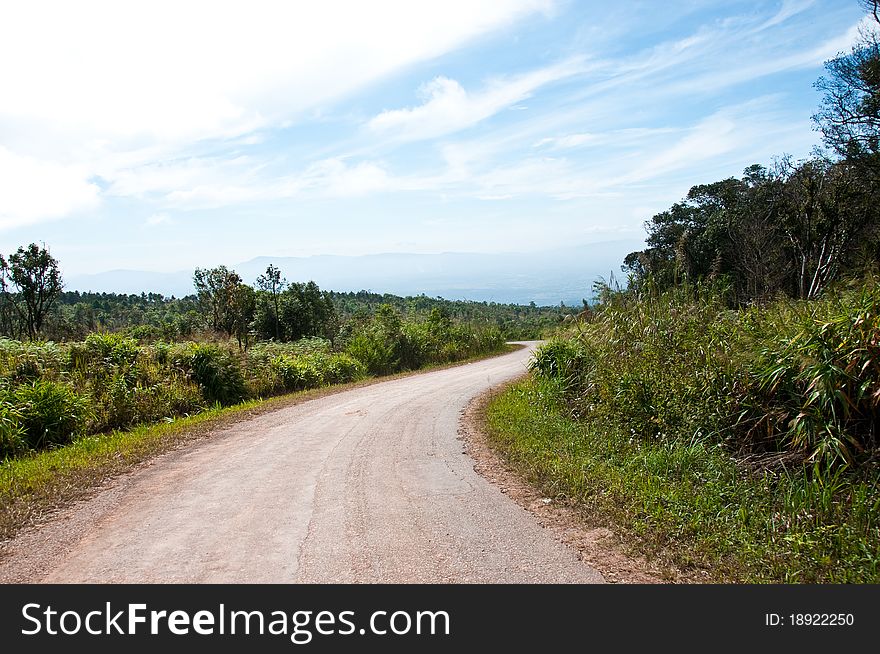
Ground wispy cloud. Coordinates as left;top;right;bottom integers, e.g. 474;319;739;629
534;133;597;149
368;58;586;141
757;0;816;32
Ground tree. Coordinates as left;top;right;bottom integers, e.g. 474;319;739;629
256;264;286;340
231;283;256;350
725;165;790;301
193;266;243;338
280;281;339;341
773;156;876;299
813;2;880;179
622;177;748;293
0;254;17;337
6;243;64;340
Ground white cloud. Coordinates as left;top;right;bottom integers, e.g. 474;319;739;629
145;213;173;227
0;147;100;229
368;58;585;141
1;1;552;146
152;157;397;209
757;0;816;32
0;0;551;226
534;133;596;149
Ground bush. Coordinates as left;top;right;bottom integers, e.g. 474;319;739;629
532;279;880;467
179;344;247;406
529;338;588;394
321;353;366;384
742;283;880;464
346;332;398;376
12;380;90;449
0;400;24;458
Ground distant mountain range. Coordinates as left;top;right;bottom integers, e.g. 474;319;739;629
66;240;642;306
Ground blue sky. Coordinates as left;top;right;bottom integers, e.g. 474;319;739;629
0;0;869;278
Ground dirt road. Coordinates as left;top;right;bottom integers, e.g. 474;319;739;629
0;343;603;583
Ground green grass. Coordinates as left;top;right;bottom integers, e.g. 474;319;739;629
0;342;518;541
486;377;880;583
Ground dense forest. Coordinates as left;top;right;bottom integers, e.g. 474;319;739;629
488;1;880;582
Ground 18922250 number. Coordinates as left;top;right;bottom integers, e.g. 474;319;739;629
790;613;854;626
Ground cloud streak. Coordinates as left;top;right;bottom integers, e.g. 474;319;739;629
368;58;586;141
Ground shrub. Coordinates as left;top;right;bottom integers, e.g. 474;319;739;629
346;332;398;376
742;284;880;465
532;279;880;468
12;380;90;449
0;400;24;458
83;332;140;367
321;353;366;384
179;343;247;406
529;338;588;394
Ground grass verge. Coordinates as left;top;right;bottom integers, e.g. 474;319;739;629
1;343;521;542
485;376;880;583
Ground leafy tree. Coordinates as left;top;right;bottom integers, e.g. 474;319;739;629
5;244;64;340
813;2;880;179
623;177;747;292
193;266;243;338
279;281;339;341
725;165;790;301
773;157;876;298
256;264;286;340
231;283;256;350
0;254;17;338
623;159;880;303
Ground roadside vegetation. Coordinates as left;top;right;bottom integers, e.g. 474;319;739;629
491;281;880;582
0;302;508;461
487;2;880;583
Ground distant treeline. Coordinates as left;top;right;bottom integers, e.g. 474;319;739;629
1;281;566;343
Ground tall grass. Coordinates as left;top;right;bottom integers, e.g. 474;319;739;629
506;277;880;581
532;279;880;467
486;377;880;582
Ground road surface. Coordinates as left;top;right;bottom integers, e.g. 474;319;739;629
0;343;603;583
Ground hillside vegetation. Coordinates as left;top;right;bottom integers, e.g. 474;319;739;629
489;282;879;581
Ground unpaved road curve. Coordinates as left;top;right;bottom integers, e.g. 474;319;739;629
0;343;603;583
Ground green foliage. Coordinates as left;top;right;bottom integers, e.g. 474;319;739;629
0;400;24;458
343;303;505;375
10;380;90;450
743;283;880;465
179;343;247;407
346;332;398;376
329;289;566;340
625;156;879;305
486;377;880;582
533;278;880;468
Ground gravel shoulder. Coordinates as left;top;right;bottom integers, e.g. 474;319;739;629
459;385;675;584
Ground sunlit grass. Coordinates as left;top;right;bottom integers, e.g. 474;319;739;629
487;377;880;582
